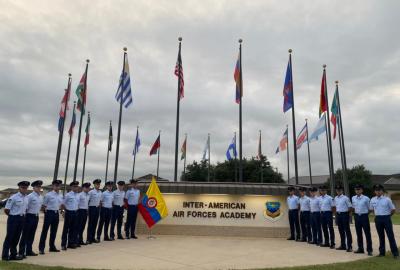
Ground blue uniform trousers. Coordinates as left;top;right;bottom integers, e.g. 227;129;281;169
375;215;399;256
87;206;100;242
77;209;88;244
288;209;300;239
39;210;59;251
19;213;39;255
321;211;335;246
110;206;124;239
336;212;352;249
311;212;322;245
125;205;138;237
2;215;24;259
300;211;311;241
61;210;77;247
354;213;372;252
97;207;112;240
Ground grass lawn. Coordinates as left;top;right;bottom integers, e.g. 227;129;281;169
369;213;400;225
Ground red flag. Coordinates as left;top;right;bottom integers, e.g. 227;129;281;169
331;114;337;139
319;69;327;117
149;135;160;156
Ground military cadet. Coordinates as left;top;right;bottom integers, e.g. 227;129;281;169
39;179;63;254
352;184;373;256
97;181;113;241
77;182;91;246
370;184;399;259
19;180;43;258
309;187;322;245
110;180;126;240
334;185;353;252
319;185;335;248
298;187;311;242
286;186;300;241
87;179;102;244
125;179;140;239
2;181;29;261
61;181;80;250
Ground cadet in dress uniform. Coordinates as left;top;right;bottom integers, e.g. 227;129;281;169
39;179;63;254
286;186;300;241
352;184;373;256
334;185;353;252
2;181;29;261
87;179;102;244
125;179;140;239
299;187;311;242
309;187;322;245
319;185;335;248
19;180;43;257
61;181;80;250
77;182;91;245
97;181;113;241
370;184;399;259
110;180;126;240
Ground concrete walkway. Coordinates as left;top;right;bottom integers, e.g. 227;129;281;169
0;214;399;270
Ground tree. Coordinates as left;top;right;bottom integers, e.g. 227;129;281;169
330;164;373;197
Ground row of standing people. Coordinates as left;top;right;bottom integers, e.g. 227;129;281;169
286;184;399;259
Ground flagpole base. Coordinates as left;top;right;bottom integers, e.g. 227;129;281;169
147;229;156;240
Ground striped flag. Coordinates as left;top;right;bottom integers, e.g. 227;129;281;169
115;55;133;108
234;53;242;104
108;122;113;152
296;123;308;150
149;135;160;156
133;129;141;156
76;70;87;114
174;48;184;99
84;114;90;147
276;127;288;154
68;105;76;136
331;88;339;140
309;113;326;143
180;137;186;161
58;85;71;132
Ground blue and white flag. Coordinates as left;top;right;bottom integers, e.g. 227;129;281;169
226;134;237;161
309;113;326;143
202;135;210;161
115;55;133;108
132;129;141;156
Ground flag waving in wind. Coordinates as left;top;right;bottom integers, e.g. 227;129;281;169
309;113;326;143
226;134;237;161
319;70;327;117
296;123;308;150
76;70;87;114
202;135;210;161
174;46;184;99
180;137;186;161
133;129;141;156
68;105;76;136
84;113;91;147
283;59;293;112
108;122;113;152
234;53;242;104
331;88;339;139
275;127;288;154
116;55;133;108
149;135;160;156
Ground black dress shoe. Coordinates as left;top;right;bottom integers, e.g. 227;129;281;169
320;244;330;247
104;238;112;241
118;236;125;240
299;239;307;242
336;246;346;251
86;241;92;245
346;248;353;252
94;239;100;243
26;252;38;256
49;248;60;252
131;235;138;239
110;237;115;241
330;245;336;249
61;246;67;251
287;237;295;241
9;255;24;261
354;249;364;254
39;250;45;255
80;242;88;246
368;252;373;256
67;245;77;249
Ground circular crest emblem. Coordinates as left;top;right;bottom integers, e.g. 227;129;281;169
146;197;158;208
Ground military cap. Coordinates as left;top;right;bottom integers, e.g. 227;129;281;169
117;180;125;186
52;179;62;185
287;186;295;191
18;181;30;187
69;181;79;187
335;185;344;190
31;180;43;187
373;184;384;191
354;184;364;189
82;182;91;188
298;187;307;192
310;187;318;192
93;179;102;184
105;180;113;186
319;185;328;190
129;179;138;184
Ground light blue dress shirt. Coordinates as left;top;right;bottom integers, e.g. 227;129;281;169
78;192;90;210
26;191;43;215
43;190;63;211
334;194;352;212
113;190;125;207
125;188;140;205
101;190;113;208
88;189;102;207
5;192;27;216
299;196;311;211
287;195;299;210
370;195;396;216
63;191;79;211
319;194;334;212
352;194;370;215
310;196;321;212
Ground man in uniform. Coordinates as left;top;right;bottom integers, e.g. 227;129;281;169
370;184;399;259
19;180;43;258
319;185;335;248
334;185;353;252
125;179;140;239
110;180;126;240
97;181;113;241
309;187;322;245
87;179;102;244
299;187;311;242
352;184;373;256
2;181;29;261
77;182;91;246
39;179;63;254
286;186;300;241
61;181;80;250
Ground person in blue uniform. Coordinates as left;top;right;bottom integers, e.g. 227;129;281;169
370;184;399;259
298;187;311;242
352;184;373;256
38;179;63;254
125;179;140;239
77;182;91;246
309;187;322;245
334;185;353;252
2;181;29;261
286;186;300;241
110;181;126;240
87;179;102;244
61;181;80;250
97;181;113;241
319;185;335;248
19;180;43;258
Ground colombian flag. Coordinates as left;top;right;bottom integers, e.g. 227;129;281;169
138;177;168;228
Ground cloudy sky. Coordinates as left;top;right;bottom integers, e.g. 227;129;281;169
1;0;399;187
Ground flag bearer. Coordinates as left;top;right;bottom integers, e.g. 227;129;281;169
77;182;91;245
39;179;63;254
97;181;113;241
309;187;322;245
19;180;43;257
2;181;29;261
370;184;399;259
334;185;353;252
299;187;311;242
352;184;373;256
87;179;102;244
286;186;300;241
110;180;126;240
319;185;335;248
61;181;79;250
125;179;140;239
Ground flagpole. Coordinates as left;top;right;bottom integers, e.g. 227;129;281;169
131;126;139;179
182;133;187;181
82;112;90;185
305;119;313;186
173;37;182;182
53;74;72;181
234;132;238;182
63;101;75;196
156;130;161;181
286;124;290;184
208;133;211;182
73;60;89;182
105;120;112;181
238;39;243;182
336;81;349;196
259;130;263;183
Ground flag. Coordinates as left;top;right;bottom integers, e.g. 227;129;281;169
276;128;288;153
108;123;113;152
76;70;87;114
331;88;339;140
257;132;262;159
115;55;133;108
68;105;76;136
180;137;186;161
84;114;90;147
202;136;210;161
58;86;71;132
234;53;242;104
296;123;308;150
226;135;237;161
319;69;327;117
133;129;141;156
138;176;168;228
149;135;160;156
309;113;326;143
174;48;184;99
283;59;293;112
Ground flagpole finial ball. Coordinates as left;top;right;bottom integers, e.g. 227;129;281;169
68;73;71;77
86;59;90;63
178;37;182;42
323;64;326;68
288;49;292;53
335;80;339;84
123;47;127;52
238;39;243;43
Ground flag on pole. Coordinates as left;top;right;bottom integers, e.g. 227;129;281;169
319;70;327;117
76;70;87;114
296;123;308;150
115;55;133;108
68;105;76;136
58;87;71;132
331;88;339;140
180;137;186;161
108;123;113;152
202;136;210;161
226;135;237;161
138;176;168;228
234;53;242;104
149;135;160;156
174;48;184;99
275;127;288;154
257;132;262;159
84;114;91;147
283;59;293;113
309;113;326;143
133;129;141;156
